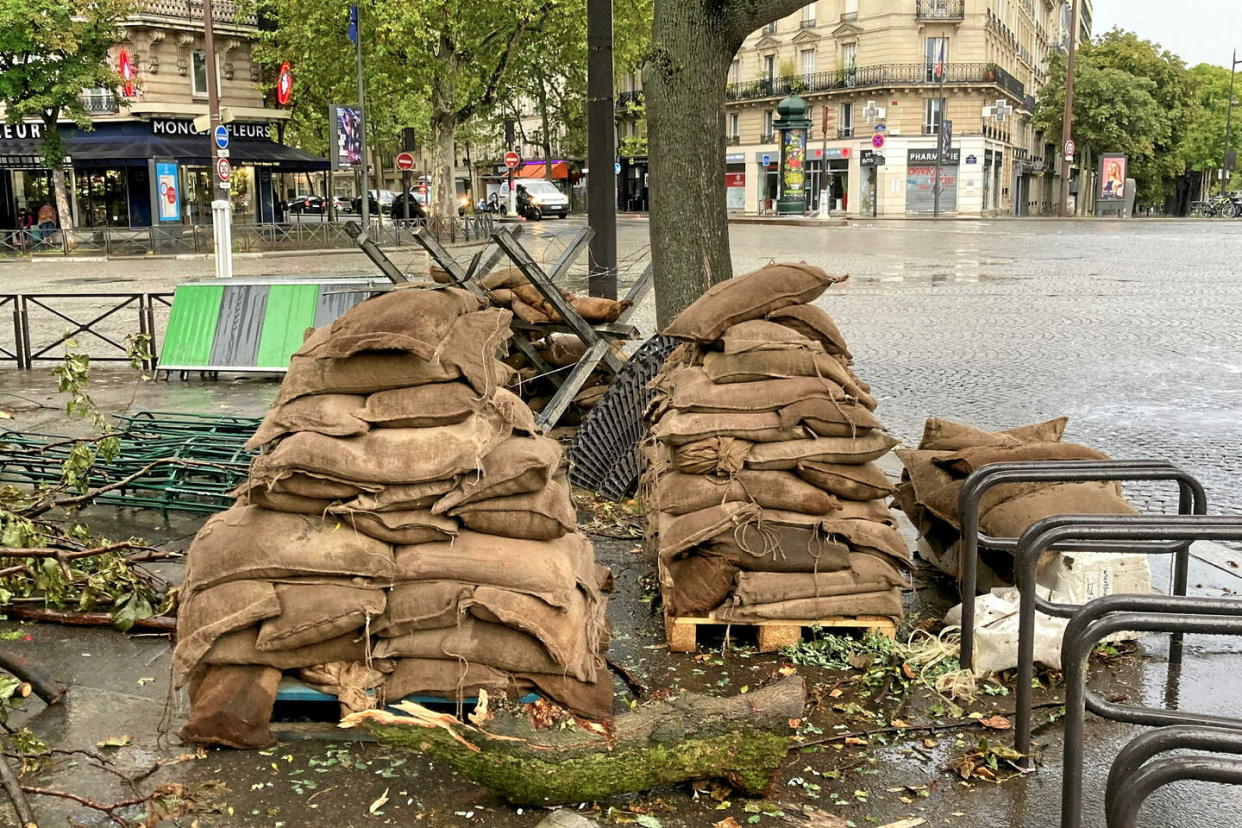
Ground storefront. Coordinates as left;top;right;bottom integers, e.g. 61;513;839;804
0;118;327;229
725;152;746;211
807;147;851;213
859;149;884;217
617;155;648;212
905;147;960;215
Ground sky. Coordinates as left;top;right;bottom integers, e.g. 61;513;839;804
1091;0;1241;68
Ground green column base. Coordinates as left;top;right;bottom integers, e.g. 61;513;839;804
776;196;807;215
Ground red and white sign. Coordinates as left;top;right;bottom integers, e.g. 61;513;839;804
724;172;746;188
395;152;415;171
503;151;521;170
276;62;293;105
1063;139;1076;161
215;157;232;182
118;50;136;98
871;133;886;150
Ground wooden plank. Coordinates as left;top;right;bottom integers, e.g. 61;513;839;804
615;264;654;326
665;614;698;653
665;615;898;654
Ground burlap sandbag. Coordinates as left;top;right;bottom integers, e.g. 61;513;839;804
245;394;369;449
258;471;376;499
573;383;607;410
660;367;852;413
480;266;529;291
572;295;631;323
702;351;873;408
173;580;280;679
278;347;464;402
730;553;907;605
663;554;740;616
467;585;604;670
200;627;369;669
834;498;896;526
671;437;753;475
720;320;823;354
489;288;516;306
329;507;459;545
894;449;957;502
517;668;614;720
340;479;455;513
778;397;883;436
657;501;761;558
820;517;911;563
918;478;1121;529
374;617;598;682
795;461;896;501
538;334;587;367
510;297;552;325
918;416;1069;451
980;482;1137;539
701;508;854;573
448;473;575;540
254;410;507;485
300;286;480;362
377;581;471;636
180;665;280;749
356;382;485;428
931;442;1110;477
765;304;852;358
649;470;840;517
433;436;563;512
714;587;903;622
663;263;844;342
256;584;387;651
297;661;387;715
183;506;395;593
393;531;595;609
651;411;809;446
745;433;898;469
233;481;335;515
383;657;513;700
435;308;516;398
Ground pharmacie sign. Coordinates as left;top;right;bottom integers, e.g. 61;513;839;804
151;119;274;140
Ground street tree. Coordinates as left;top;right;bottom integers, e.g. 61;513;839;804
1179;63;1237;192
259;0;557;219
645;0;809;326
0;0;132;235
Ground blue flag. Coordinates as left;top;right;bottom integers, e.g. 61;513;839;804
348;5;359;44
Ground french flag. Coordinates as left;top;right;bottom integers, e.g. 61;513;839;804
934;42;945;81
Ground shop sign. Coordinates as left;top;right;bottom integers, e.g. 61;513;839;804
808;147;851;161
907;147;961;165
725;153;745;164
860;150;884;167
0;122;44;141
724;172;745;188
151;120;273;139
965;154;978;164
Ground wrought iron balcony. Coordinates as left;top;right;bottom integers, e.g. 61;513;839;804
916;0;965;21
726;134;742;145
800;18;816;28
759;131;775;144
615;90;644;110
79;91;119;114
135;0;258;28
725;62;1025;103
838;126;854;138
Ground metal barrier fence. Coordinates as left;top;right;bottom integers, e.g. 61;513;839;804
0;292;172;370
0;214;495;258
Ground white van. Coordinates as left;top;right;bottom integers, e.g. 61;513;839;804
497;179;570;218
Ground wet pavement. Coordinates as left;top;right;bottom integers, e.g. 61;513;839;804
3;218;1242;826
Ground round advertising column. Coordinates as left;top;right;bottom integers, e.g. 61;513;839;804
775;94;811;216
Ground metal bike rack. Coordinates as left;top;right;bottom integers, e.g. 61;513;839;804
1108;754;1242;827
1057;584;1242;827
957;461;1207;668
1105;725;1242;825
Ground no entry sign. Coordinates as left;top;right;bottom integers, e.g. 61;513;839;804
396;152;415;171
504;151;521;170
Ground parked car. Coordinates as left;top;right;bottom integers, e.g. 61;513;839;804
497;179;569;218
351;189;397;215
329;195;354;213
286;194;324;214
389;192;428;220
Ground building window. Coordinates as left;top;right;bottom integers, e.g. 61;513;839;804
762;110;775;142
924;98;943;134
192;51;209;96
800;48;816;78
730;59;741;86
842;43;857;70
763;20;778;33
802;3;816;26
925;36;949;81
843;0;859;20
763;54;775;84
840;102;854;137
728;112;740;140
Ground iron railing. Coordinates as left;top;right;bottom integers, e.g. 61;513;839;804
725;62;1025;102
726;134;742;145
79;91;119;115
838;127;854;138
0;292;171;370
800;18;816;28
759;131;775;143
916;0;965;20
615;91;643;109
135;0;257;27
0;215;494;258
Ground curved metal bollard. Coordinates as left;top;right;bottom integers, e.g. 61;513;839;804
1057;591;1242;827
956;460;1206;669
1104;725;1242;824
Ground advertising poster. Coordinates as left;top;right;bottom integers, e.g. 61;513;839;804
330;105;363;170
1099;154;1127;201
782;128;806;196
156;161;180;222
725;172;746;210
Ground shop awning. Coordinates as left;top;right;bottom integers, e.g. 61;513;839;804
514;161;570;180
68;132;329;171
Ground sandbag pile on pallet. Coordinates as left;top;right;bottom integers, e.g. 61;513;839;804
641;263;910;625
433;264;630;429
893;416;1137;590
172;285;612;750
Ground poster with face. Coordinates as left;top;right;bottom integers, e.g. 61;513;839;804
331;105;363;170
1099;154;1127;201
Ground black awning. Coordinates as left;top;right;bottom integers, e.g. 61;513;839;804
68;131;329;172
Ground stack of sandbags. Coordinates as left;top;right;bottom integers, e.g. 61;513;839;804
893;416;1137;590
642;264;910;626
173;285;613;750
432;264;630;430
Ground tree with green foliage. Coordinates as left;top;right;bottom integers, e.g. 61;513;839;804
0;0;132;235
1179;63;1237;193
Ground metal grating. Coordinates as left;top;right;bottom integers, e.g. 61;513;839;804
568;334;679;501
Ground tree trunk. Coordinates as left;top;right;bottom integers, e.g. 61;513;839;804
646;3;736;327
431;114;458;224
343;675;805;806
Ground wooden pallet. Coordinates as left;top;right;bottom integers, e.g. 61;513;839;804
664;613;898;654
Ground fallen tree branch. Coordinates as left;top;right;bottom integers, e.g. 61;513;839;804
0;753;36;828
0;652;64;704
1;606;175;632
343;675;806;805
794;701;1064;750
605;657;648;699
19;785;145;824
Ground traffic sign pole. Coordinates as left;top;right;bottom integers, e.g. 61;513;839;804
201;0;232;278
504;151;521;217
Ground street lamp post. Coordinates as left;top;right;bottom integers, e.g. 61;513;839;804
775;94;811;216
202;0;231;278
1058;0;1081;216
1220;50;1240;196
